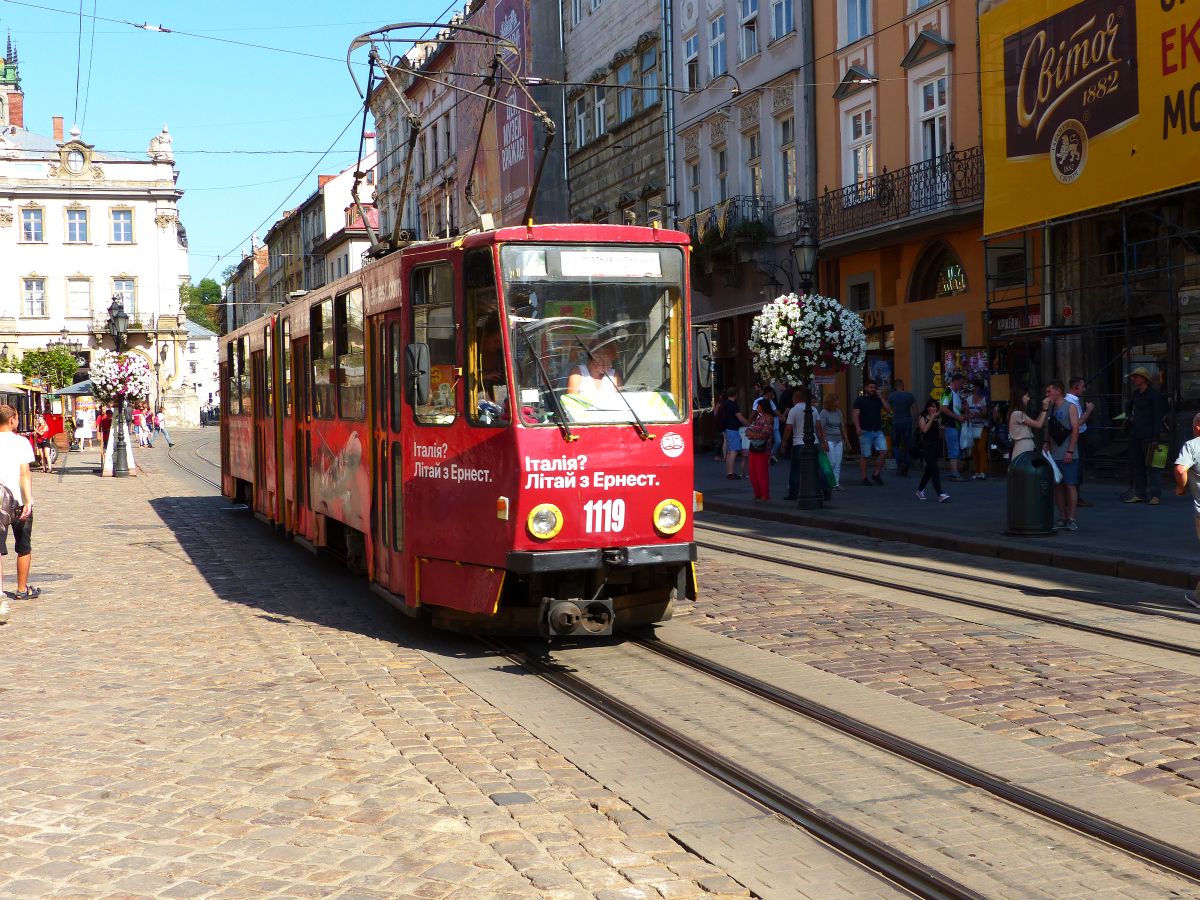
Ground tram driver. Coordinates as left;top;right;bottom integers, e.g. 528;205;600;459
567;338;623;397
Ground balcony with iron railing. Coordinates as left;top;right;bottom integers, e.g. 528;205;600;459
807;145;982;246
676;194;775;242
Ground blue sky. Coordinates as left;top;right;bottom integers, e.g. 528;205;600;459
0;1;439;282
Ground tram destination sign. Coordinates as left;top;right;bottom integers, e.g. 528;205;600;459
981;0;1200;236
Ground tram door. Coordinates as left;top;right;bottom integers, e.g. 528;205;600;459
251;349;268;515
371;312;406;600
292;337;312;542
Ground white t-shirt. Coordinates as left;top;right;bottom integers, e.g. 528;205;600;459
1065;393;1088;434
785;403;810;433
1176;437;1200;518
0;431;35;505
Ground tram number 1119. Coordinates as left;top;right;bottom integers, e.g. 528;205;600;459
584;498;625;534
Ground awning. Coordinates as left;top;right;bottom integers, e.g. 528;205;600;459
47;379;93;396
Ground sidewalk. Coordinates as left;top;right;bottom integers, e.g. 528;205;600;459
697;451;1200;590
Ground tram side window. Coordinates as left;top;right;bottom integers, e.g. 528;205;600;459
227;344;240;415
282;319;292;416
390;322;402;431
238;336;250;414
264;325;273;417
411;264;458;425
465;248;505;427
311;300;335;419
336;289;366;420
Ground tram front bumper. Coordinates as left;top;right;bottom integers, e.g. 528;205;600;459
506;542;696;574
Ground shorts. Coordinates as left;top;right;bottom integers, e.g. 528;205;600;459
724;428;744;453
0;510;33;556
1056;458;1081;485
944;426;963;459
859;430;887;455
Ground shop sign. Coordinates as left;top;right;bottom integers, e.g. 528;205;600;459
862;309;885;329
981;0;1200;235
991;308;1043;333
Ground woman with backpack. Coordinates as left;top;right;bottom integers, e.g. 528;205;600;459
747;388;778;501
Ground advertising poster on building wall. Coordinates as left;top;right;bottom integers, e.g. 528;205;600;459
453;0;534;228
980;0;1200;236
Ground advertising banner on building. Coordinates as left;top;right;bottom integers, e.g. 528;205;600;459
981;0;1200;236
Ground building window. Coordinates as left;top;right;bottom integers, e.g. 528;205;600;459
571;0;581;24
641;49;659;106
987;241;1029;289
113;278;136;315
188;342;197;353
67;278;90;318
715;147;728;202
845;0;870;44
591;0;601;8
594;85;607;137
772;0;794;39
189;361;198;375
846;106;875;191
23;278;46;317
920;75;949;160
617;63;633;122
20;208;43;242
746;130;763;197
778;116;796;201
710;16;727;78
575;96;587;149
688;161;701;214
66;208;89;243
112;209;133;243
685;34;700;92
740;0;758;60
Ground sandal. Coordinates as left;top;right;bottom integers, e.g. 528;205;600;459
13;586;41;600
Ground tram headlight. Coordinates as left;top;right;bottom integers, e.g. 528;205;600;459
527;503;563;540
653;499;686;536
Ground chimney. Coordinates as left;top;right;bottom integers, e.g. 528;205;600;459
52;116;63;142
6;92;21;129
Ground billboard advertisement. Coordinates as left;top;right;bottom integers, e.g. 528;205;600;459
454;0;535;228
981;0;1200;236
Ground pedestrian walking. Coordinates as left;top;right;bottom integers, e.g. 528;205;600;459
716;386;750;480
965;380;990;479
1124;367;1168;505
1044;380;1081;531
752;386;781;466
782;387;824;500
0;404;39;622
97;408;113;453
818;392;848;490
75;409;94;451
915;398;949;502
150;409;175;448
888;379;917;476
852;380;890;486
1173;412;1200;609
939;372;968;481
1065;376;1095;505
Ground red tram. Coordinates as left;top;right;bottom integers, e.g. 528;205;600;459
220;223;698;636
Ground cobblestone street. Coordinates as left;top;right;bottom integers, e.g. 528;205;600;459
0;440;745;899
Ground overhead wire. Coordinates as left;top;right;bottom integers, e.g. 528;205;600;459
71;0;82;125
78;0;97;131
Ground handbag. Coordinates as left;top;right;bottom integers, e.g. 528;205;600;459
1047;405;1071;445
1147;443;1169;469
817;448;836;489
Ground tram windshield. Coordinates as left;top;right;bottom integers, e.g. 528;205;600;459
500;244;686;427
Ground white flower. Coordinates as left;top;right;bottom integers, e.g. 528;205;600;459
747;293;867;383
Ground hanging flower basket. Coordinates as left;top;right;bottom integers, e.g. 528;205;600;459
91;352;152;406
747;293;867;385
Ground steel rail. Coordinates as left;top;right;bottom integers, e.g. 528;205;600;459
632;634;1200;885
697;522;1200;625
165;440;221;490
693;535;1200;659
478;635;982;900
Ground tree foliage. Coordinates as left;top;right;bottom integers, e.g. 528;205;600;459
180;278;221;333
12;347;80;390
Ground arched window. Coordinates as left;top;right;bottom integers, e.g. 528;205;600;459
909;241;968;302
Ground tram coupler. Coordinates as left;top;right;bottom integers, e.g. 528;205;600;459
539;597;615;638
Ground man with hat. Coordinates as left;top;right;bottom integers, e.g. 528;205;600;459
1125;366;1168;505
939;372;968;482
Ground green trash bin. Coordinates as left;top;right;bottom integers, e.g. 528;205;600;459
1006;450;1056;535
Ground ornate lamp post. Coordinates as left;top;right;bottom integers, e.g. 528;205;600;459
791;224;823;510
107;296;130;477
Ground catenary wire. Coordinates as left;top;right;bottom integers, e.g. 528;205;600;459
78;0;97;131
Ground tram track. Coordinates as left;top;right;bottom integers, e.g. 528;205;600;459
165;435;221;491
695;523;1200;659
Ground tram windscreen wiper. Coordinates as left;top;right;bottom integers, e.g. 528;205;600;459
513;322;576;442
574;337;653;441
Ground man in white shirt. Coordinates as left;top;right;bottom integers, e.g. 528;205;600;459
0;405;36;623
1065;376;1095;506
1174;413;1200;609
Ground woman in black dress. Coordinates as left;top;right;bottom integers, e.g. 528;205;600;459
915;398;949;502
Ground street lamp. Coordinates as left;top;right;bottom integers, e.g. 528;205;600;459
107;296;130;477
791;223;823;509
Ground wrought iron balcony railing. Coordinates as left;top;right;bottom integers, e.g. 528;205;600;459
677;194;775;241
812;145;982;244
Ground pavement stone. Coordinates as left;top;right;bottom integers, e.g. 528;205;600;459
676;550;1200;798
0;436;746;898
